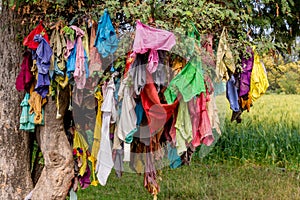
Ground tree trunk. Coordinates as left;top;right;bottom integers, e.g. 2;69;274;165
0;4;33;200
30;94;74;200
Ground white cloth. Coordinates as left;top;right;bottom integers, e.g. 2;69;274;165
117;76;137;141
96;78;115;186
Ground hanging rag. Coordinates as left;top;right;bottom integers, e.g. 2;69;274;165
16;51;33;92
226;74;240;112
239;46;254;97
89;21;102;75
19;93;35;132
132;20;176;73
70;25;89;89
33;34;53;98
215;27;235;81
188;92;214;147
23;21;50;50
250;46;269;101
141;71;179;134
94;9;119;58
175;99;193;155
117;76;137;142
96;77;116;186
73;129;89;177
164;57;206;104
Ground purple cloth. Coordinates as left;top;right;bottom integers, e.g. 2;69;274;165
239;47;254;97
33;34;52;98
15;51;33;92
79;165;91;189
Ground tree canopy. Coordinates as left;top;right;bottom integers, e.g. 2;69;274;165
3;0;299;58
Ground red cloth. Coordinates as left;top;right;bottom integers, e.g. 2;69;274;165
188;91;214;147
23;22;50;50
15;51;33;92
141;71;179;134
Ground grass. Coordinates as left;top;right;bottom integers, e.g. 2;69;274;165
78;94;300;199
78;162;300;199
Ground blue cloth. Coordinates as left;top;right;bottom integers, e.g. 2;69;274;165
66;43;77;78
167;143;182;169
33;34;53;74
94;9;119;57
33;34;52;98
84;49;89;78
226;75;240;112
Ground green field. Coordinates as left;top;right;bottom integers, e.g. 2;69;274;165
78;94;300;199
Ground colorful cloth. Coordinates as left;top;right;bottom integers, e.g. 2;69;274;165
132;20;176;73
70;26;89;89
216;27;235;81
96;77;116;186
94;9;119;58
141;71;179;134
226;75;240;112
20;93;35;132
175;99;192;155
89;22;102;75
73;129;89;177
188;92;214;147
16;51;33;92
239;46;254;97
250;47;269;101
33;34;52;98
23;22;50;50
164;57;206;104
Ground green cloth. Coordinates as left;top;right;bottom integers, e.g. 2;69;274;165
164;57;206;104
175;99;193;155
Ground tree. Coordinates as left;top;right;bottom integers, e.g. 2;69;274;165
0;2;33;199
1;0;300;199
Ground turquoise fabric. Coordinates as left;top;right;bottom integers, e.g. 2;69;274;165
20;93;35;132
167;143;182;169
94;9;119;58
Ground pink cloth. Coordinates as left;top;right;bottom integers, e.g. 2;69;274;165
188;92;214;147
89;22;102;75
132;20;176;73
70;26;86;89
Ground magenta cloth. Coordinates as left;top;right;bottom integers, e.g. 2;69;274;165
239;47;254;97
16;51;33;92
23;22;50;50
79;165;91;189
132;20;176;73
70;26;86;89
188;92;214;147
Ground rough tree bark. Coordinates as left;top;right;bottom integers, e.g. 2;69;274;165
30;90;74;200
0;4;33;200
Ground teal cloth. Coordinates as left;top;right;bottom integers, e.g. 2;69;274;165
20;93;35;132
164;57;206;104
167;143;182;169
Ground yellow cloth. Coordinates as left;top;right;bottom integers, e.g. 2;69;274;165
216;27;235;81
73;130;89;176
28;91;47;124
250;47;269;101
90;90;103;185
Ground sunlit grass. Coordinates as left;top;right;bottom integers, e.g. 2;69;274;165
78;94;300;199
